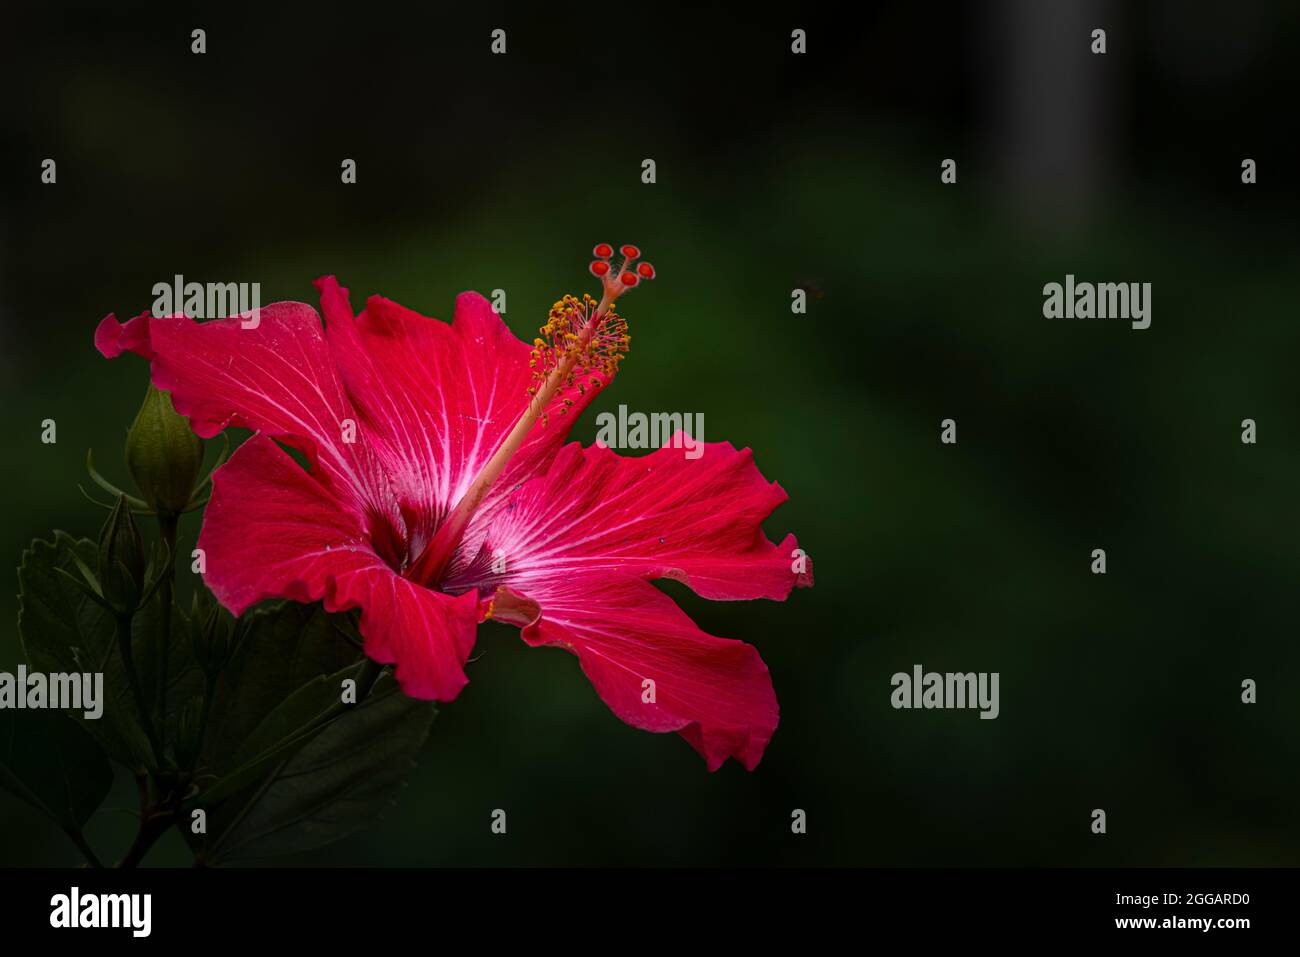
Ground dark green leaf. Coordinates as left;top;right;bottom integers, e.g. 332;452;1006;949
205;674;436;863
198;601;360;775
0;708;113;831
198;661;363;806
133;595;205;752
17;533;155;770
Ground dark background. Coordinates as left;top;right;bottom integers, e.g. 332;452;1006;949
2;0;1298;866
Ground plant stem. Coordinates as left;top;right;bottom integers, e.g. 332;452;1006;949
155;513;179;746
64;826;104;868
116;774;178;868
117;811;173;868
116;613;162;762
189;672;218;772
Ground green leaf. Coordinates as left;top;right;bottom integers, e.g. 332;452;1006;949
0;707;113;832
198;601;361;775
181;600;429;863
17;533;155;770
204;673;436;863
133;595;205;751
197;661;363;806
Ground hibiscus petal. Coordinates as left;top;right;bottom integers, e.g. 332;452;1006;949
506;575;779;771
459;439;805;769
200;432;478;701
96;301;404;542
95;311;155;359
316;277;607;558
457;438;811;602
335;563;480;702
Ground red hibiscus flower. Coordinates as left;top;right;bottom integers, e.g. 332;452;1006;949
95;246;812;770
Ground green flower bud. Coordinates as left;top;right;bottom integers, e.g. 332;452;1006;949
98;495;147;611
126;385;204;515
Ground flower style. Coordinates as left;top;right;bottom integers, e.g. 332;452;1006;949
95;245;812;770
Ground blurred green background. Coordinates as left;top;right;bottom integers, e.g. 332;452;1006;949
2;1;1299;866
